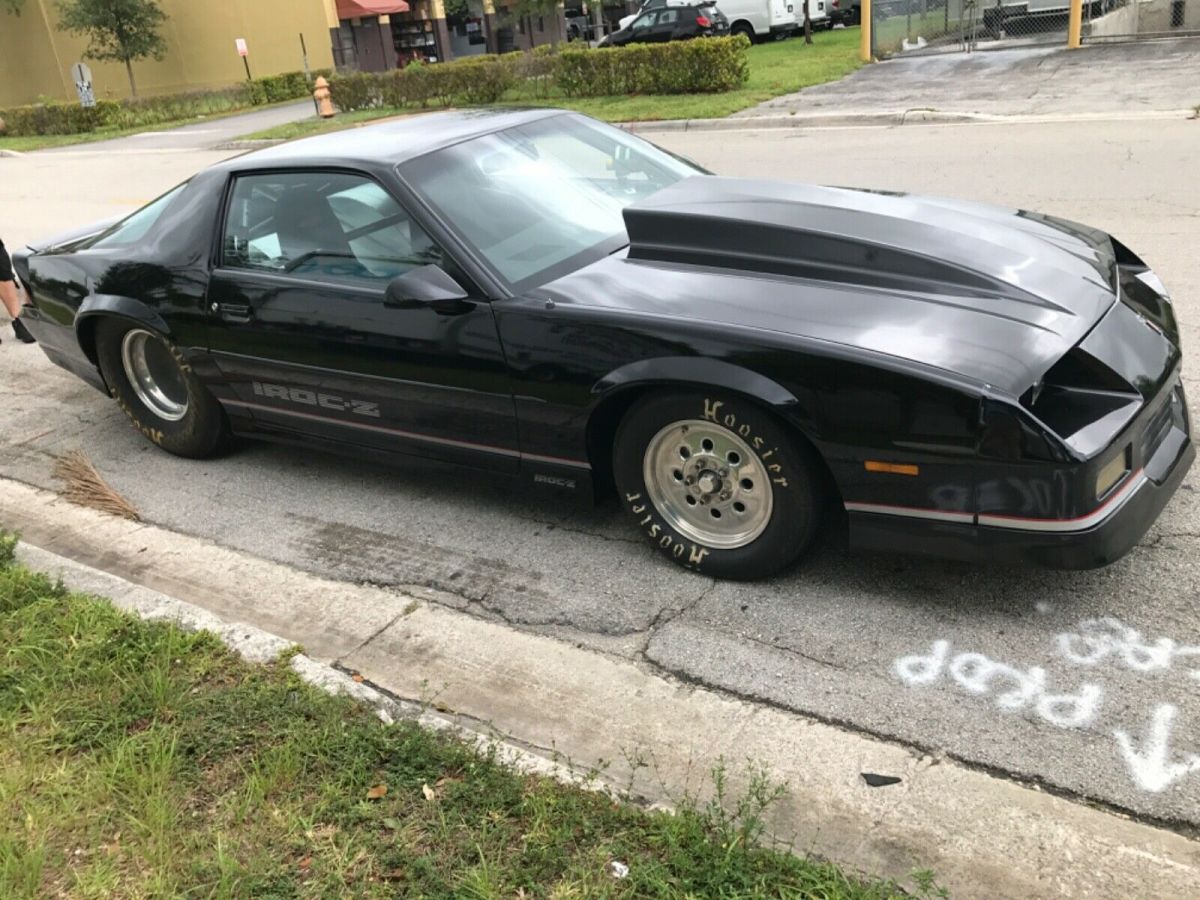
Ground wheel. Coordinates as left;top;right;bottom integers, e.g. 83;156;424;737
613;391;821;580
730;22;756;42
95;318;230;458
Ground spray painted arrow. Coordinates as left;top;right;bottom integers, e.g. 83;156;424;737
1114;704;1200;793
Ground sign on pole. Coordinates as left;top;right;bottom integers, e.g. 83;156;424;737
235;38;252;81
71;61;95;108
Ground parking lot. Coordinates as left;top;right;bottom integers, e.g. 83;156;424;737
2;114;1198;829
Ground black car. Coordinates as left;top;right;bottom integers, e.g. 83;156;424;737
14;110;1192;579
601;3;729;46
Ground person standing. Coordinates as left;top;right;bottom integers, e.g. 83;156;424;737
0;237;35;344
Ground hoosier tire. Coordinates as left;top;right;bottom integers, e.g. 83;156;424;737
95;318;230;459
613;391;821;580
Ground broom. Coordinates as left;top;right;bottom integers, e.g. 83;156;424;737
52;450;140;521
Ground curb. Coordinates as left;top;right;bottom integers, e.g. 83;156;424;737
212;138;285;150
13;540;601;793
0;149;25;158
3;477;1199;899
621;107;1199;133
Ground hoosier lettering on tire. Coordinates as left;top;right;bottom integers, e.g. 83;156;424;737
613;391;821;580
95;319;231;459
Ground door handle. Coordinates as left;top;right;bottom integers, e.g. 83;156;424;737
211;301;253;323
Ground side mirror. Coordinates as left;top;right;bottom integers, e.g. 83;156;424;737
384;265;472;315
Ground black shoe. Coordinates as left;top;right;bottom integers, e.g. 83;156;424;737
12;318;35;343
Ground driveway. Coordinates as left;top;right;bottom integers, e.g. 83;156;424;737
742;36;1200;117
1;116;1198;831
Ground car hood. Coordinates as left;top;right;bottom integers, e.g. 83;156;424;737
544;176;1120;398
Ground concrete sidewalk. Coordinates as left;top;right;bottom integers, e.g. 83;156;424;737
2;475;1199;900
37;100;316;155
742;37;1200;118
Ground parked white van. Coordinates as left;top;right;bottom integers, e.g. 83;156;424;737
618;0;798;40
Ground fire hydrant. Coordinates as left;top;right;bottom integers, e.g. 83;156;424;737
313;76;335;119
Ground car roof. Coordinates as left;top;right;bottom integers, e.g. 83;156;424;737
218;107;568;172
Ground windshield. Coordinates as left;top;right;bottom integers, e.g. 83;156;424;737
400;114;700;291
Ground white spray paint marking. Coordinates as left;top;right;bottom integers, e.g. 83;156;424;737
1114;705;1200;793
1057;617;1200;678
894;641;1102;728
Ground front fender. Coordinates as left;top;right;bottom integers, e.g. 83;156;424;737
75;294;171;365
593;356;801;410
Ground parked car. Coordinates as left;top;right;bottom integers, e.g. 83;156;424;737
13;109;1192;579
601;2;729;46
619;0;795;41
827;0;859;26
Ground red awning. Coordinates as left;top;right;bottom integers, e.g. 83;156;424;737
336;0;411;18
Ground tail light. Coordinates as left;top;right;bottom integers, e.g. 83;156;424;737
696;15;711;26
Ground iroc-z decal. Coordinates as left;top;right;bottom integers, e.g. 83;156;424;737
251;381;381;418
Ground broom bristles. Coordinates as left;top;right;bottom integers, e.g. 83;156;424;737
52;450;140;521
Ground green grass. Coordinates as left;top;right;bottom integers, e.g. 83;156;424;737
0;533;946;898
243;30;864;142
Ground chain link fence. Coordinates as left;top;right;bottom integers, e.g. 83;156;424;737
1084;0;1199;40
870;0;1070;55
871;0;1197;54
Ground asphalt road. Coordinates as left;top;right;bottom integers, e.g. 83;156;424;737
745;36;1200;117
1;116;1198;829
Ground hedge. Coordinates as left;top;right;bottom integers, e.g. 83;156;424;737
0;69;333;137
556;36;750;97
328;56;517;113
327;36;749;113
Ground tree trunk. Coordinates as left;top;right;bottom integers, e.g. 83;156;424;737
804;0;813;42
124;58;138;99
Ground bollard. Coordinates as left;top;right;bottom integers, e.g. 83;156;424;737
313;76;335;118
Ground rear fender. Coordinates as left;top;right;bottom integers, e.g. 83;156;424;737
75;294;171;366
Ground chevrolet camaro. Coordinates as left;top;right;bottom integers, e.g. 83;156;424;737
13;109;1193;579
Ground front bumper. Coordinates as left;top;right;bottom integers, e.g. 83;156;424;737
849;389;1195;569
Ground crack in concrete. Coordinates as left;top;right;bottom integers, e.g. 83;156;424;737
334;609;410;662
643;656;1200;841
639;579;717;657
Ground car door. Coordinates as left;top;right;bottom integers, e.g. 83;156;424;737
204;168;519;472
626;10;659;42
651;7;682;39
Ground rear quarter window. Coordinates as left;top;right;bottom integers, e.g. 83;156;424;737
90;183;187;248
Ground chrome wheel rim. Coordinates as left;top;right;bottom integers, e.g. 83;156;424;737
120;329;188;422
643;419;774;549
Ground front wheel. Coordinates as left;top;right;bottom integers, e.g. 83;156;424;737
95;318;230;458
613;391;821;580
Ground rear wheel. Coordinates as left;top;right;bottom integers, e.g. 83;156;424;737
613;391;821;580
730;21;756;42
95;318;230;458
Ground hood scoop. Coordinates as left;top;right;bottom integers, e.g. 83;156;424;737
622;176;1114;317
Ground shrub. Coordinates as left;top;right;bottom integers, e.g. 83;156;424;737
0;70;320;137
556;35;750;97
0;100;113;135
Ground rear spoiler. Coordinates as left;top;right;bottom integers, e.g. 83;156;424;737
24;216;121;254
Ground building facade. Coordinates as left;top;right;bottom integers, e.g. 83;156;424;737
0;0;339;107
0;0;585;108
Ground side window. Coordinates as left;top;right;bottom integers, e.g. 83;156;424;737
221;171;443;283
631;12;655;28
658;9;678;23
